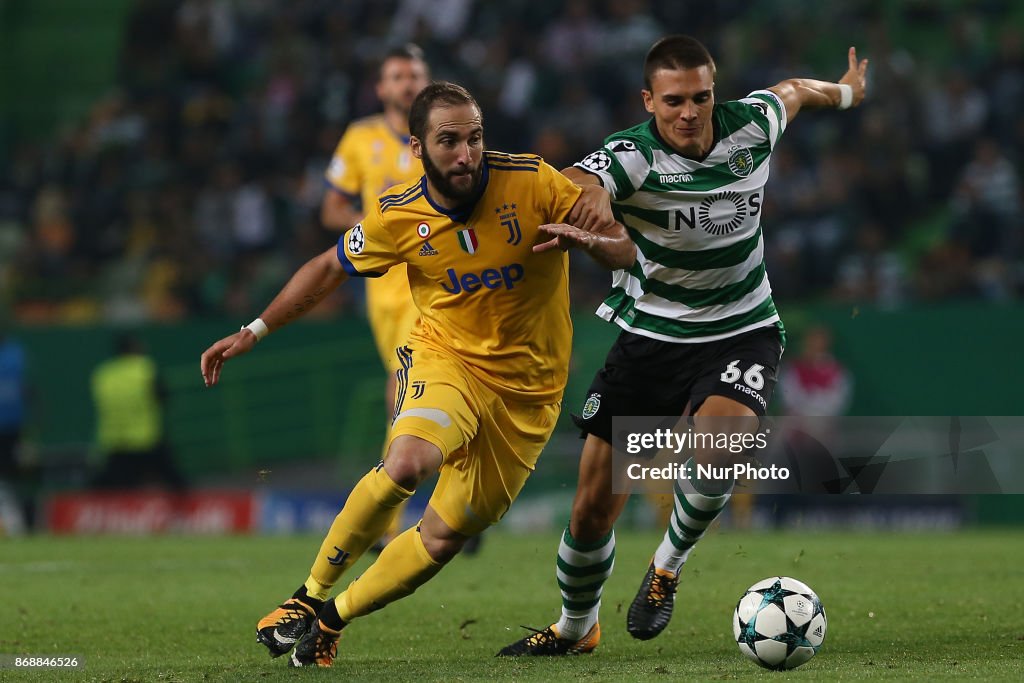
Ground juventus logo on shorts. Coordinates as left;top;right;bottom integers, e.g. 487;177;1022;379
411;381;426;399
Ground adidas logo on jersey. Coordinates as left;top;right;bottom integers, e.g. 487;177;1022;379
418;241;439;256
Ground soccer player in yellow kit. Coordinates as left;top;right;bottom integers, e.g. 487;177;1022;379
200;82;634;667
323;43;428;397
322;44;430;545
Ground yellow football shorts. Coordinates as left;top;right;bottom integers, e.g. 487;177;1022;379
366;264;420;374
387;345;560;536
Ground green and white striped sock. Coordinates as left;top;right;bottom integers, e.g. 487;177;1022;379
555;527;615;640
654;471;733;575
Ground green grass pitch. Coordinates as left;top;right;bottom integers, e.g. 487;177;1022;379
2;529;1022;681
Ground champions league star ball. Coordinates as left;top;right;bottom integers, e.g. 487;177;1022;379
733;576;827;670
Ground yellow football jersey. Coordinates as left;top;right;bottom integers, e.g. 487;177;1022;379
325;114;418;209
325;114;421;367
338;151;582;403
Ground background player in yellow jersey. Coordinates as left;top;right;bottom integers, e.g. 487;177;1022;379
321;44;430;547
200;82;634;667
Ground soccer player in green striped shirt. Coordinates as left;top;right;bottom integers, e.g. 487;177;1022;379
499;35;867;656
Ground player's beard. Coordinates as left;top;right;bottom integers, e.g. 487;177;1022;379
384;93;416;120
421;148;482;204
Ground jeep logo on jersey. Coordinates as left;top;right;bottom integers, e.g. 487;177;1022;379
346;224;365;254
699;191;747;235
441;264;524;294
728;146;754;177
579;150;612;172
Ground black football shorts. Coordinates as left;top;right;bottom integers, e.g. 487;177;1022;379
573;325;784;443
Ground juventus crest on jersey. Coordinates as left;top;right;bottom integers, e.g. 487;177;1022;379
576;89;789;344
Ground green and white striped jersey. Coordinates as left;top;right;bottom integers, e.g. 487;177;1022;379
575;89;788;344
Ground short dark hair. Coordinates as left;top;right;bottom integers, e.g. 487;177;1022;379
643;35;716;89
379;43;427;78
408;81;481;141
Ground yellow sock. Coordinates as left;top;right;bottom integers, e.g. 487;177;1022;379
378;422;407;541
305;466;413;599
383;499;410;540
335;526;443;621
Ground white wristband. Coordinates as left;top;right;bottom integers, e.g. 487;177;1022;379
242;318;269;341
837;83;853;110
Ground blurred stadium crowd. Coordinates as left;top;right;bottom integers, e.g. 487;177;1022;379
1;0;1022;323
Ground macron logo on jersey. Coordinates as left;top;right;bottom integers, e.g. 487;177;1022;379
441;264;524;294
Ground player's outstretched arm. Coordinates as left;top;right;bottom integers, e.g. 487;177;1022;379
200;246;348;387
768;46;868;122
533;221;636;270
561;166;616;233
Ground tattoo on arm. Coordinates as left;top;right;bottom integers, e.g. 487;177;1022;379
285;287;329;319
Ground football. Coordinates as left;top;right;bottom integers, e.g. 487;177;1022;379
733;576;827;670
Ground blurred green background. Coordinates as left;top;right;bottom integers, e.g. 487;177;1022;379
2;0;1022;526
